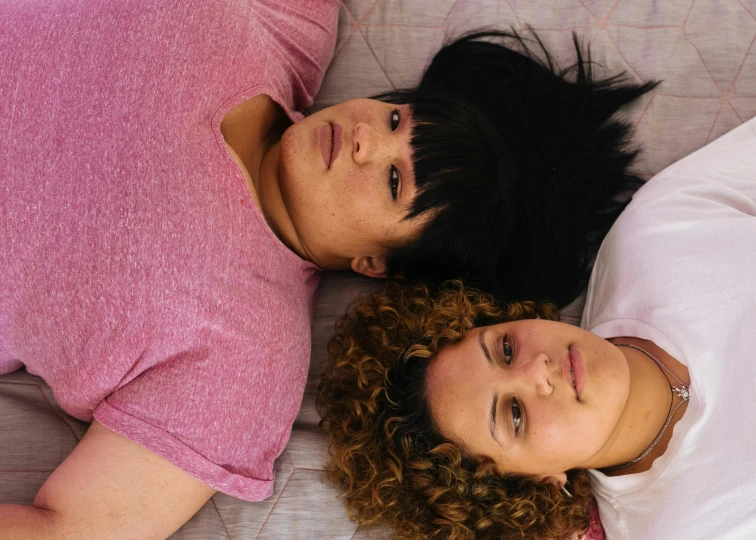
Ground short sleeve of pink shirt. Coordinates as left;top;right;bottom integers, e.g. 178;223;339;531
0;0;338;501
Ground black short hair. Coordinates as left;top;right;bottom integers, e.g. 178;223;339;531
378;30;658;307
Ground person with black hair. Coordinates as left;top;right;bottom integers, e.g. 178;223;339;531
0;1;652;537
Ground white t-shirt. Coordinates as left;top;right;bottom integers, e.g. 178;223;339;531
581;117;756;540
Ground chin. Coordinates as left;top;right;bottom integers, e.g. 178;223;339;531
278;127;309;181
279;124;298;157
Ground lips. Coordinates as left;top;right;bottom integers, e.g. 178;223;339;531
319;124;332;168
331;123;342;164
569;346;586;398
563;351;577;397
319;123;343;169
570;362;576;391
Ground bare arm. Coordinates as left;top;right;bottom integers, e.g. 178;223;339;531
0;420;216;540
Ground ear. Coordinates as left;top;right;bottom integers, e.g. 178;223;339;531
350;255;388;278
541;472;569;491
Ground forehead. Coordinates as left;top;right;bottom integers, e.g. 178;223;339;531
426;328;488;398
424;329;492;448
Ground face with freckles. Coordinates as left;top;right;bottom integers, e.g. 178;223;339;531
424;319;631;483
277;98;427;276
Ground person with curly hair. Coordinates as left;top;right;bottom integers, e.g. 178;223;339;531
320;281;598;540
319;115;756;539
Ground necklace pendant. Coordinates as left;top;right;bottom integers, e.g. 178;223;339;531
673;385;690;401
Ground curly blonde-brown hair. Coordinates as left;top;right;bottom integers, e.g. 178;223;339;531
318;280;593;539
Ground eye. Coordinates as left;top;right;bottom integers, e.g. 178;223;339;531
390;108;400;131
502;335;514;365
389;165;400;201
512;398;522;434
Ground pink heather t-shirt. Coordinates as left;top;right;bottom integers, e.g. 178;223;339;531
0;0;338;501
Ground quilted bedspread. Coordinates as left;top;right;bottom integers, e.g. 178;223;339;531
2;1;755;538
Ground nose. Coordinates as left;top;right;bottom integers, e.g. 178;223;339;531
520;352;554;396
352;122;380;164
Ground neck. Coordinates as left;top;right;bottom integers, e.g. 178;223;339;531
254;141;307;258
220;95;310;262
592;338;688;474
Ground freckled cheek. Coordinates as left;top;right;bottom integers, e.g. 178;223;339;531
339;171;382;215
341;169;378;197
323;196;373;237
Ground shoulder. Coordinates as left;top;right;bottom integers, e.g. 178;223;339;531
254;0;339;81
628;116;756;213
255;0;339;40
592;115;756;278
250;0;339;112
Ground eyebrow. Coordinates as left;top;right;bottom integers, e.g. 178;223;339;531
478;330;493;365
480;330;503;445
489;394;501;445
